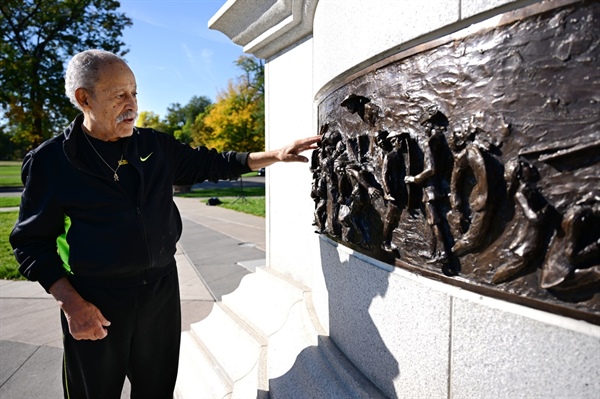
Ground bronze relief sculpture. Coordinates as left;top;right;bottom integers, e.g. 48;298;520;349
312;0;600;324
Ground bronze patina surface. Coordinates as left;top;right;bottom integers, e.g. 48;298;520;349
312;0;600;324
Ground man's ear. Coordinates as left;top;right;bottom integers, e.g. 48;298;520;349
75;88;90;109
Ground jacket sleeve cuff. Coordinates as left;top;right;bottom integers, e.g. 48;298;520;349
236;152;252;174
35;267;68;293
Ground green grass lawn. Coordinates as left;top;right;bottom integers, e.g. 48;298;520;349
0;196;20;207
0;161;23;187
216;197;265;217
0;211;22;280
0;190;22;279
176;185;265;217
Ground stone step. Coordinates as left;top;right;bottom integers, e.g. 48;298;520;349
266;292;322;379
189;303;268;397
221;266;311;338
264;288;386;397
176;267;386;398
268;335;388;399
175;331;233;399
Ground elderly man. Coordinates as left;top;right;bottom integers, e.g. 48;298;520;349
10;49;319;399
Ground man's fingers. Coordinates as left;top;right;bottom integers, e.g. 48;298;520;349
293;155;309;163
285;137;321;161
298;136;321;150
90;316;110;340
95;326;109;340
298;135;321;145
88;312;110;340
67;305;111;341
297;144;318;153
290;136;321;154
100;316;111;327
283;154;309;163
72;324;109;341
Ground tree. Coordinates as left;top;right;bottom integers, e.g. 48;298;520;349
236;55;264;146
156;95;212;145
191;56;264;153
136;111;166;131
0;0;132;157
162;102;186;135
171;95;211;145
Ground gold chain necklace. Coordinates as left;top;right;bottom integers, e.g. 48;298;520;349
82;130;128;182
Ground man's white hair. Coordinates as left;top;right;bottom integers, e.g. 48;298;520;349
64;49;126;111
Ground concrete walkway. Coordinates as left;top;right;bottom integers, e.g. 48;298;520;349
0;195;265;398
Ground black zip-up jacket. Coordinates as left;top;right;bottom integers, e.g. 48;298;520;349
10;115;251;291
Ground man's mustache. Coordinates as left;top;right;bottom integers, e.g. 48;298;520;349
116;111;138;123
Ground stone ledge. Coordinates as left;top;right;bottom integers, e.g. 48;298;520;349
208;0;318;59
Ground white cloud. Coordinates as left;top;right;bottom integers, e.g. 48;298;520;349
201;48;214;68
181;44;215;78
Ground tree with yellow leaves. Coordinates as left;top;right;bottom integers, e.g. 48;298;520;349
191;56;264;153
136;111;164;131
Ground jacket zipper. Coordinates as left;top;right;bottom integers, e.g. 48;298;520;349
135;163;152;285
136;206;153;285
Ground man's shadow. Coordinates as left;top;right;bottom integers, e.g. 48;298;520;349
264;237;399;398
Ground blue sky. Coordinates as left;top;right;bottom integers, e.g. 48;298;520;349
117;0;244;118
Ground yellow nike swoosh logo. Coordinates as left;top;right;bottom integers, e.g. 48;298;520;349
140;152;154;162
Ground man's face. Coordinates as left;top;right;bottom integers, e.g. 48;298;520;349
82;61;138;141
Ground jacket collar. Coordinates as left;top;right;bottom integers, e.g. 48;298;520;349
62;114;140;169
62;114;86;166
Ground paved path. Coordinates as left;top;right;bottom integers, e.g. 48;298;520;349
0;192;265;398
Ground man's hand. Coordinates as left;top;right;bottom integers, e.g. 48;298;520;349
63;300;111;341
49;277;111;341
247;135;321;170
275;135;322;163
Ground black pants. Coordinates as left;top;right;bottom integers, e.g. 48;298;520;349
61;270;181;399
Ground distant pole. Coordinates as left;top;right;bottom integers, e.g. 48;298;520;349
232;176;248;204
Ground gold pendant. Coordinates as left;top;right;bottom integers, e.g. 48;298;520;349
118;159;128;166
